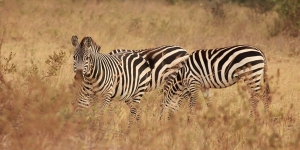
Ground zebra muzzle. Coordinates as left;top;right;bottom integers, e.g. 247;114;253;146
74;70;84;82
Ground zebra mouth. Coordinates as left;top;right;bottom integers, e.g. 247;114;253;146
74;70;84;82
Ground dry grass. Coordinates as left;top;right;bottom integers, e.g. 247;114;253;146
0;0;300;149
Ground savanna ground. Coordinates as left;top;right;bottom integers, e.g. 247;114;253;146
0;0;300;149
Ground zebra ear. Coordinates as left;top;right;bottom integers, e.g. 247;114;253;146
71;35;79;47
97;45;101;53
86;37;92;48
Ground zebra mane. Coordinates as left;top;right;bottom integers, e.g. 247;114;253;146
114;48;151;53
79;36;88;47
116;45;174;52
80;36;101;53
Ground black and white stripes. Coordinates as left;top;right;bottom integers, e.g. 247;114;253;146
161;45;271;118
71;36;151;127
109;46;189;91
71;35;271;122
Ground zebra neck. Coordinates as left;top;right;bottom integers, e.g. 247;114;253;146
84;53;118;82
84;53;103;80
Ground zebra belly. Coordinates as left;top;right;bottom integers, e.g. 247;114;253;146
92;85;131;101
201;79;237;89
193;75;238;89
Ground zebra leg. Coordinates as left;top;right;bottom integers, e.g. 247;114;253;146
125;100;140;128
159;89;168;120
159;101;179;121
249;96;260;118
167;108;176;120
164;92;184;120
159;106;175;121
171;95;186;120
262;79;272;115
159;106;166;120
100;93;113;110
160;78;180;120
188;84;199;122
262;92;272;115
74;86;92;112
262;64;272;114
168;89;190;121
201;88;212;108
96;93;113;121
88;94;97;106
243;72;263;118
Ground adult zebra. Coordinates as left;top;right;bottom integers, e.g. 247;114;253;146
109;46;189;92
161;45;271;119
71;36;151;127
72;35;188;111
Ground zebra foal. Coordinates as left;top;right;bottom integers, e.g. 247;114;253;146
161;45;271;119
71;36;151;127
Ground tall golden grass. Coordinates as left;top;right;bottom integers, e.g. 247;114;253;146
0;0;300;149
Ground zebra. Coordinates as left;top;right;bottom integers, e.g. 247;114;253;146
72;35;189;110
72;36;151;127
160;45;271;119
109;46;189;92
71;35;101;105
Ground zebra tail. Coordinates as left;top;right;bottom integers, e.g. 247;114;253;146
263;64;271;96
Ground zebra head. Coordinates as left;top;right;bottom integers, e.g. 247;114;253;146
71;35;85;82
71;35;84;73
82;37;95;76
71;35;101;81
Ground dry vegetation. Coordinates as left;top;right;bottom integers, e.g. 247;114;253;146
0;0;300;149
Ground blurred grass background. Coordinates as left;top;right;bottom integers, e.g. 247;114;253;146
0;0;300;149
